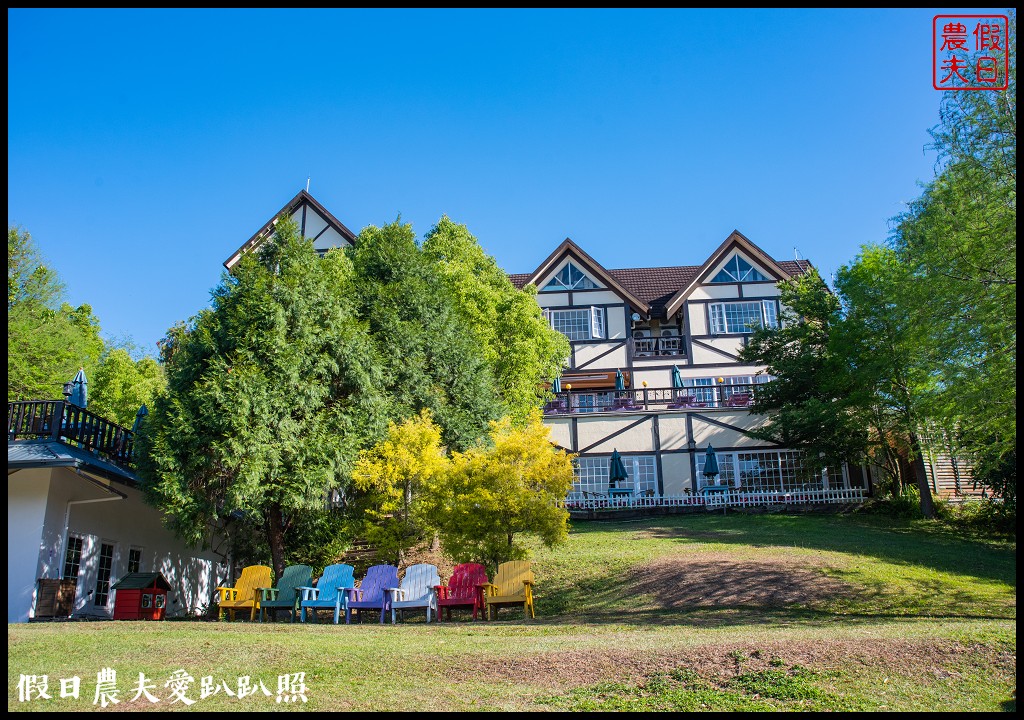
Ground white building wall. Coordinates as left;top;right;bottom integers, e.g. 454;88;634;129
10;466;224;623
8;470;51;623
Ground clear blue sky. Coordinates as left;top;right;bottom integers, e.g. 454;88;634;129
8;8;1003;355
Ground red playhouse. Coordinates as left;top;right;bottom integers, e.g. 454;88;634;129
111;572;172;620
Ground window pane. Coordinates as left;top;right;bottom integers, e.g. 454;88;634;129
710;302;764;333
94;543;115;606
550;309;592;340
63;536;83;579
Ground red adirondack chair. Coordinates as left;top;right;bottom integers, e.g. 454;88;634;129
433;563;488;621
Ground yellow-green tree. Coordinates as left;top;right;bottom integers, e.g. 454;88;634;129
350;409;449;564
419;411;574;571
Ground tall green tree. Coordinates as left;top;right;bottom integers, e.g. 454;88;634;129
137;220;385;578
89;348;166;427
348;219;503;450
890;17;1015;499
8;226;104;400
422;216;570;421
740;268;870;471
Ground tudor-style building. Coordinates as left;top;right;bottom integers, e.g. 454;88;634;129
510;232;869;502
223;190;976;506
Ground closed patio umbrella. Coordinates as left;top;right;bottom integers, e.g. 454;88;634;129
551;376;561;394
609;448;629;490
702;444;720;483
132;404;149;433
615;369;626;392
68;368;88;408
671;365;684;389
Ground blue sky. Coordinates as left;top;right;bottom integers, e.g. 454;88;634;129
7;8;1005;355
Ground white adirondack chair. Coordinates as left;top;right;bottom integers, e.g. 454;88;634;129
387;563;440;623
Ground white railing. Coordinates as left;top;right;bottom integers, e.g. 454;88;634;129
563;487;867;511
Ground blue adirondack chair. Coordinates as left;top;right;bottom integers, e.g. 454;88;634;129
345;564;399;624
298;563;355;624
388;563;441;624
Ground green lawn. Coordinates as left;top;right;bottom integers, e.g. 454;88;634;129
8;512;1016;712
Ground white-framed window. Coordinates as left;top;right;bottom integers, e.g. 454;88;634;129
626;456;658;496
570;392;615;413
63;535;84;580
700;449;845;492
711;255;770;283
573;457;610;495
572;455;658;496
709;300;779;334
544;307;606;341
94;542;115;607
543;262;599;291
128;546;144;574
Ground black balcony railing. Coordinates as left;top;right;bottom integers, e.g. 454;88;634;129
542;384;760;415
8;400;135;469
631;337;684;357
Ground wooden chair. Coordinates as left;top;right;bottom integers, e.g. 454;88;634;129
481;560;535;620
217;565;272;621
388;563;441;624
345;564;399;624
434;563;488;621
298;563;355;624
258;564;312;622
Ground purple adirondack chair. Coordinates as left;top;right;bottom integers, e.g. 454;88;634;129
345;564;400;624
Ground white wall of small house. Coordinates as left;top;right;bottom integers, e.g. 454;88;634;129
11;466;224;622
8;469;51;623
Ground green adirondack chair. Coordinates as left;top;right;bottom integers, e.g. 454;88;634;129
258;564;312;622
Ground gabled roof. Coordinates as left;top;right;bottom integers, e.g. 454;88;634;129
223;189;358;269
111;572;172;591
509;232;811;319
661;230;800;318
517;238;651;315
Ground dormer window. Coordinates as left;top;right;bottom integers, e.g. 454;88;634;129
711;255;769;283
543;262;599;291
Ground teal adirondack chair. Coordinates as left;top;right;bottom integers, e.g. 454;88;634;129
298;564;355;624
258;564;312;622
388;563;441;624
345;564;400;624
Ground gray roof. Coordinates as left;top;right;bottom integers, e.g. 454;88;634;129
8;440;138;487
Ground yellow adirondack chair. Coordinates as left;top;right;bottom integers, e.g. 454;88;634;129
481;561;535;620
217;565;272;621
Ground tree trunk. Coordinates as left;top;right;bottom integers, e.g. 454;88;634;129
908;431;936;519
267;503;287;580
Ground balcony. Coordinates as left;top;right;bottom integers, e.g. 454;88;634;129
542;384;758;415
631;336;683;358
8;400;136;470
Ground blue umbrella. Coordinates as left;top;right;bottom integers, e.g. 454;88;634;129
609;449;629;489
615;369;626;392
68;368;88;408
702;444;720;480
132;404;149;433
671;365;684;389
551;376;561;394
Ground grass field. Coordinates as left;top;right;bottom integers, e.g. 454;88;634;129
8;511;1016;712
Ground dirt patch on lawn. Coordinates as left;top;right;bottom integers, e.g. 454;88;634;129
443;638;1015;689
627;552;854;609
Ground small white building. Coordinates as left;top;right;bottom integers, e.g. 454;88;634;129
7;401;224;623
